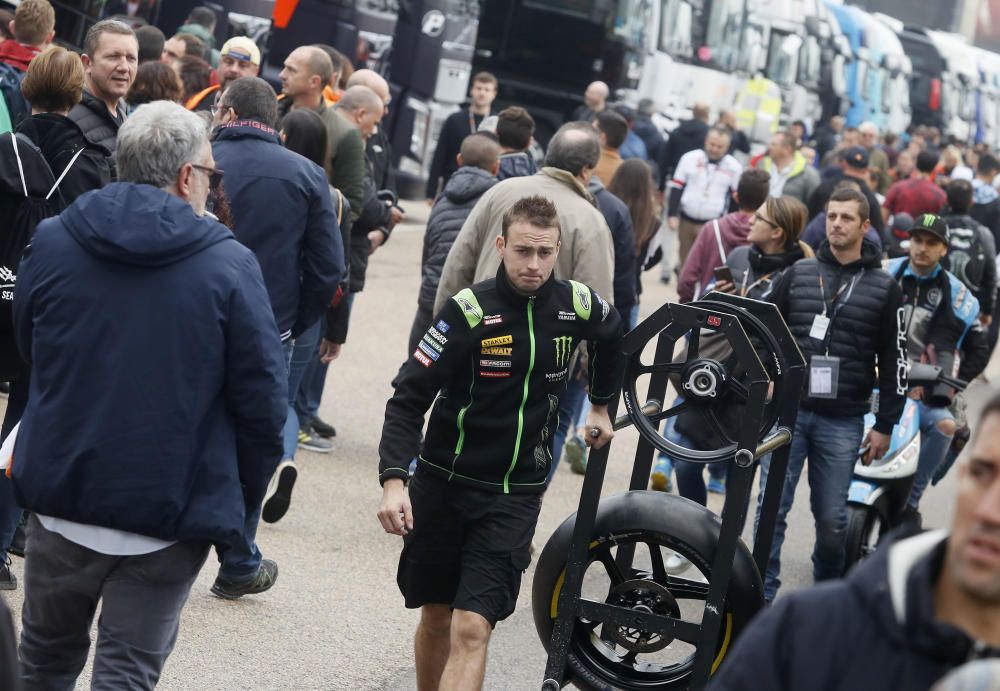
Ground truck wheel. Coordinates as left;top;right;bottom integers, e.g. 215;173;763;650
532;491;763;690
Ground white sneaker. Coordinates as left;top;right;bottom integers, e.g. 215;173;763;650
262;460;297;524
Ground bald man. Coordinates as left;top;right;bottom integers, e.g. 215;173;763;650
573;80;609;122
278;45;333;115
348;68;397;205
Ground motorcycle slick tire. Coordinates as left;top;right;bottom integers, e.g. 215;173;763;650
532;491;764;690
843;503;887;573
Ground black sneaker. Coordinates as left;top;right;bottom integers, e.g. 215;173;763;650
0;554;15;590
8;518;26;558
310;417;337;439
262;460;297;524
210;559;278;600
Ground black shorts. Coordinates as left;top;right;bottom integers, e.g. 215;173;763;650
396;470;542;626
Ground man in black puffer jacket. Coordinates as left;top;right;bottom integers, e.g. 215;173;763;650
941;179;997;323
756;186;907;603
407;133;499;356
68;20;137;178
708;394;1000;691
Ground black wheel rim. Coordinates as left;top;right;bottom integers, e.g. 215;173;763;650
554;533;735;689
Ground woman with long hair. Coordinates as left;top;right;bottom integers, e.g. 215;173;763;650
672;195;812;511
278;108;351;454
608;158;660;328
128;61;183;108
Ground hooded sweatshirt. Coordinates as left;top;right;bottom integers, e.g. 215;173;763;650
706;530;1000;691
677;211;753;303
11;183;288;546
0;40;40;72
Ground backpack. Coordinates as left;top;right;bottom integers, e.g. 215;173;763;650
0;63;29;133
0;133;78;375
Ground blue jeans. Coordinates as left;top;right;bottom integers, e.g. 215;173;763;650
295;323;329;426
755;409;864;601
906;401;954;510
217;337;295;582
282;321;322;461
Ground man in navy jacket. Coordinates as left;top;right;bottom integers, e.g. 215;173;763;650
11;101;287;688
212;77;344;542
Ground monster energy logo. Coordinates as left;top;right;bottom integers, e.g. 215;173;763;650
553;336;573;367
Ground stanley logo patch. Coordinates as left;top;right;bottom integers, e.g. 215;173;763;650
481;335;513;348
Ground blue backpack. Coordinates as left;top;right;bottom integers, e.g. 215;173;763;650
0;63;29;133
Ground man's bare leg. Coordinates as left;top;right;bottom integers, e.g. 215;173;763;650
438;609;492;691
415;604;452;691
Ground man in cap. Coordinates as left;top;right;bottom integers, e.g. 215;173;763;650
807;146;885;236
886;213;990;522
185;36;260;112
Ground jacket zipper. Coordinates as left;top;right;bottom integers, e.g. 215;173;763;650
451;360;476;479
504;297;536;493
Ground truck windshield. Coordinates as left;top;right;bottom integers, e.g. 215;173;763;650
705;0;745;71
766;31;801;88
658;0;694;58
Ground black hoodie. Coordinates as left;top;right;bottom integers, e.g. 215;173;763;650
707;530;1000;691
17;113;111;203
659;117;709;188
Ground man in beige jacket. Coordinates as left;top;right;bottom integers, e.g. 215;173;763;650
434;122;615;313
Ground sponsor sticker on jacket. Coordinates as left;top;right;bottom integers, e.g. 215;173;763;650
418;340;440;361
421;335;443;353
553;336;573;367
480;359;511;368
484;314;503;325
413;349;432;367
436;320;450;333
557;310;576;321
482;346;513;356
480;370;511;378
427;326;448;345
481;334;513;347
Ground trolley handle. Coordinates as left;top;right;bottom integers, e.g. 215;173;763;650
613;400;662;431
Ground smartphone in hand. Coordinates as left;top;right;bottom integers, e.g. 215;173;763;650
713;266;734;284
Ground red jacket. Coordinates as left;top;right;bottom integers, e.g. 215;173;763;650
677;211;754;302
0;40;40;72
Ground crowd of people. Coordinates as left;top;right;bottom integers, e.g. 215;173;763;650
0;2;994;688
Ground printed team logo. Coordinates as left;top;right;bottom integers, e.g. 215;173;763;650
926;287;942;308
480;370;510;378
413;349;432;367
480;359;511;368
481;335;512;347
597;294;610;322
574;284;591;311
557;310;576;321
421;335;443;353
481;334;513;356
553;336;573;367
427;326;448;346
436;320;450;333
545;368;568;383
455;295;483;322
418;341;440;361
484;314;503;326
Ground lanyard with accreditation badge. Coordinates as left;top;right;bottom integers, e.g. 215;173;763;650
808;271;861;399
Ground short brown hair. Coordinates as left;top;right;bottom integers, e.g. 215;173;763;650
83;19;136;58
496;106;534;151
827;186;870;223
459;133;500;172
177;55;212;102
736;168;770;211
765;196;808;247
472;71;498;88
501;195;560;240
13;0;54;46
174;32;206;61
127;60;183;106
21;45;84;113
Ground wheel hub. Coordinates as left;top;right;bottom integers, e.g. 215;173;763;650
607;579;681;653
681;359;727;401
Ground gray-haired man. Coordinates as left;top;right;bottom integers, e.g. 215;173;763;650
12;101;287;688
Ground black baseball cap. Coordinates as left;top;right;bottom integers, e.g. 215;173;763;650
841;146;869;169
909;213;949;244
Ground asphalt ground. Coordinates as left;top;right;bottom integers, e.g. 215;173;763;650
1;201;996;690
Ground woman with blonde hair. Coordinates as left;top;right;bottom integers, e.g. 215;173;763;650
17;45;111;201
